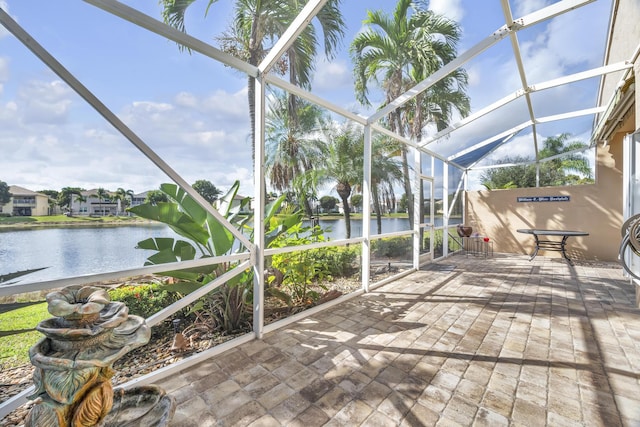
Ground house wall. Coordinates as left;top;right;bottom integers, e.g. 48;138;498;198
3;188;51;216
466;122;627;262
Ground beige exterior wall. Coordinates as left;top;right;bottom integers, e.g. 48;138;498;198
466;109;632;263
466;0;639;270
3;186;52;216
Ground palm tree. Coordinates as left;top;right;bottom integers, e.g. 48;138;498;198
351;0;468;226
95;188;109;217
58;187;83;216
115;188;134;215
160;0;345;160
480;134;593;188
311;121;364;239
371;136;403;234
538;133;592;185
75;194;87;216
265;91;327;215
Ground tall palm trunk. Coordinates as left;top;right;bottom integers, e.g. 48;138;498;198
336;182;352;239
392;109;413;227
372;184;383;234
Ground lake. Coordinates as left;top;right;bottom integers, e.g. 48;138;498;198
0;217;456;283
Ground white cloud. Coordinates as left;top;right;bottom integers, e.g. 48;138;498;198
17;79;73;124
1;72;255;194
512;0;550;17
429;0;465;22
313;58;353;92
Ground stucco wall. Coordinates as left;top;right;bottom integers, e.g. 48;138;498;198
600;1;640;102
466;131;625;262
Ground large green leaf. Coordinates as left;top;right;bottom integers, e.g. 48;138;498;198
160;183;208;226
216;180;240;216
128;203;210;247
136;238;197;265
204;213;234;255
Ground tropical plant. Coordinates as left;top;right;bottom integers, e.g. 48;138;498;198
310;120;364;239
58;187;83;215
192;180;222;204
371;136;403;234
160;0;345;159
351;0;469;227
115;188;134;215
267;221;329;307
95;187;110;216
265;92;327;215
127;181;297;332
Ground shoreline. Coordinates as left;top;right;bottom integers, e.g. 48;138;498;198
0;218;159;231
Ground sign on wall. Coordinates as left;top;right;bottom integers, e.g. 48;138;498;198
517;196;570;202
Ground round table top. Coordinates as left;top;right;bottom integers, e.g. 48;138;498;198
516;229;589;237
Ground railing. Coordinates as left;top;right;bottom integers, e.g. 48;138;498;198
0;228;423;418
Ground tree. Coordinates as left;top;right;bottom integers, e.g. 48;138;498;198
58;187;83;215
145;190;169;205
349;194;362;212
0;181;11;205
311;121;363;239
351;0;468;227
115;188;135;215
95;188;110;216
481;134;593;189
265;92;327;215
398;193;408;213
538;133;593;186
161;0;345;161
320;195;338;213
370;136;403;233
192;180;222;204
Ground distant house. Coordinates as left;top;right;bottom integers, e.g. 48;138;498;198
130;192;148;209
69;189;118;216
1;186;51;216
214;194;252;214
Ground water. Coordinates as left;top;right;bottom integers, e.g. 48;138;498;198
1;217;458;283
0;224;180;283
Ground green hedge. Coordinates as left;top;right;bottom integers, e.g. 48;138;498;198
108;282;180;319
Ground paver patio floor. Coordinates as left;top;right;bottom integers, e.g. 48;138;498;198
157;254;640;426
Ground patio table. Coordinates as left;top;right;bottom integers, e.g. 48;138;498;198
517;229;589;265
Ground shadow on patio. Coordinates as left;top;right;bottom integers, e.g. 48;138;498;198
157;254;640;426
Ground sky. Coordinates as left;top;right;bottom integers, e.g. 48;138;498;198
0;0;612;196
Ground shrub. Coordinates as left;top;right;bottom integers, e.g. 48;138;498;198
371;237;411;258
108;282;180;319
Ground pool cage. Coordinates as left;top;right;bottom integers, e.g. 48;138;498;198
0;0;619;417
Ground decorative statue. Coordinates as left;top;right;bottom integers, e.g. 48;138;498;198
26;285;175;426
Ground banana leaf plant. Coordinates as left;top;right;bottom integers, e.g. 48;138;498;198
127;180;298;294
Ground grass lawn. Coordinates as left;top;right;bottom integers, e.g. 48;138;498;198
0;302;49;367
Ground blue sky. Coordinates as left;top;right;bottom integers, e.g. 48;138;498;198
0;0;612;195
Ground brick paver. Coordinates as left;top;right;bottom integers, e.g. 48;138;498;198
158;254;640;426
